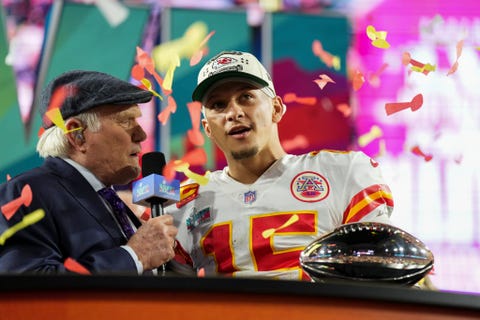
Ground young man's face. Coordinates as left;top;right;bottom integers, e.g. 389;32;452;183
201;80;282;161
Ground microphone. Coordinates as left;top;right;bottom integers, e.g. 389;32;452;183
132;152;180;218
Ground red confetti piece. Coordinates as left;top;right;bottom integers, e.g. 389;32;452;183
64;257;91;275
385;93;423;116
131;64;145;81
411;145;433;162
140;208;151;221
1;184;32;221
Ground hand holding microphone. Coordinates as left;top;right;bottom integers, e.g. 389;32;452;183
129;152;180;274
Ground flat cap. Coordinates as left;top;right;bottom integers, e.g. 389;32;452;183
40;70;153;128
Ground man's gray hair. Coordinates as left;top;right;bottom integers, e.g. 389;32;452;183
36;111;101;158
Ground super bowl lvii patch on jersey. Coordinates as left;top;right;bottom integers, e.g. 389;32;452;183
186;207;212;231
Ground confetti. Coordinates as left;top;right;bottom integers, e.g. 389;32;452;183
182;148;208;167
64;257;91;275
1;184;32;221
262;214;299;238
402;52;436;75
162;54;180;92
366;25;391;49
152;21;209;73
190;30;215;66
157;96;177;126
93;0;129;27
447;39;464;76
411;145;433;162
313;74;336;90
282;93;316;105
368;63;389;87
140;208;151;221
352;70;365;91
336;103;352;117
385;93;423;116
197;267;205;277
358;125;383;147
312;40;341;70
186;101;204;147
281;135;309;152
174;161;210;186
0;209;45;245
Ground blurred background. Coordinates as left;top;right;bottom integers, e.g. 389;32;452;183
1;0;479;293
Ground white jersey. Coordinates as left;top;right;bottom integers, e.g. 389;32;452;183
165;150;394;280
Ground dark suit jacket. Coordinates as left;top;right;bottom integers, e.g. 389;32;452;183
0;157;142;274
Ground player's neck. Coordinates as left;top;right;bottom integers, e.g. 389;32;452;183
226;149;286;184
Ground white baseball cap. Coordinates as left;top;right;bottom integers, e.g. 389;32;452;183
192;50;276;102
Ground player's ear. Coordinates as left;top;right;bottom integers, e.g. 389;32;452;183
272;96;285;123
201;118;212;138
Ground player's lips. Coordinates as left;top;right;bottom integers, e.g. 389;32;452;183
227;125;252;138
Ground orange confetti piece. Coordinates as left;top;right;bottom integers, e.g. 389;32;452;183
162;161;177;182
190;31;215;66
352;70;365;91
157;96;177;126
187;101;204;146
197;267;205;277
411;145;433;162
1;184;33;221
447;39;464;76
368;63;388;87
366;25;390;49
6;174;11;181
313;74;336;90
336;103;351;117
131;64;145;81
182;148;208;167
64;257;91;275
281;135;309;152
385;93;423;116
282;93;316;105
312;40;341;70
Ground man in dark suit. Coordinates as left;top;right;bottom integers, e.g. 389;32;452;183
0;70;177;274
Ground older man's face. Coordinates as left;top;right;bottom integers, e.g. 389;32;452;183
82;104;147;186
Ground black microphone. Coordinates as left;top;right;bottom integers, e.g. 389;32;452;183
132;152;180;218
132;151;180;276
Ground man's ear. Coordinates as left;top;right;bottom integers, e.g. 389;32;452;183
272;96;285;123
201;118;212;138
65;119;85;147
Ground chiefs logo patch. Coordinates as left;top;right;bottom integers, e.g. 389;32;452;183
290;171;330;202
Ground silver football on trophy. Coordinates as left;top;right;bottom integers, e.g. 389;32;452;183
300;222;434;285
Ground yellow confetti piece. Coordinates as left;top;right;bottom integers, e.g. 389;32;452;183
0;209;45;245
162;54;180;92
358;125;383;147
45;108;83;134
141;78;163;100
366;25;391;49
174;161;210;185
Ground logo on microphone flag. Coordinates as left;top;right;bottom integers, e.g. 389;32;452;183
132;174;180;206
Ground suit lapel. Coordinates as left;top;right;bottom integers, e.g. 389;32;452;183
44;157;126;243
